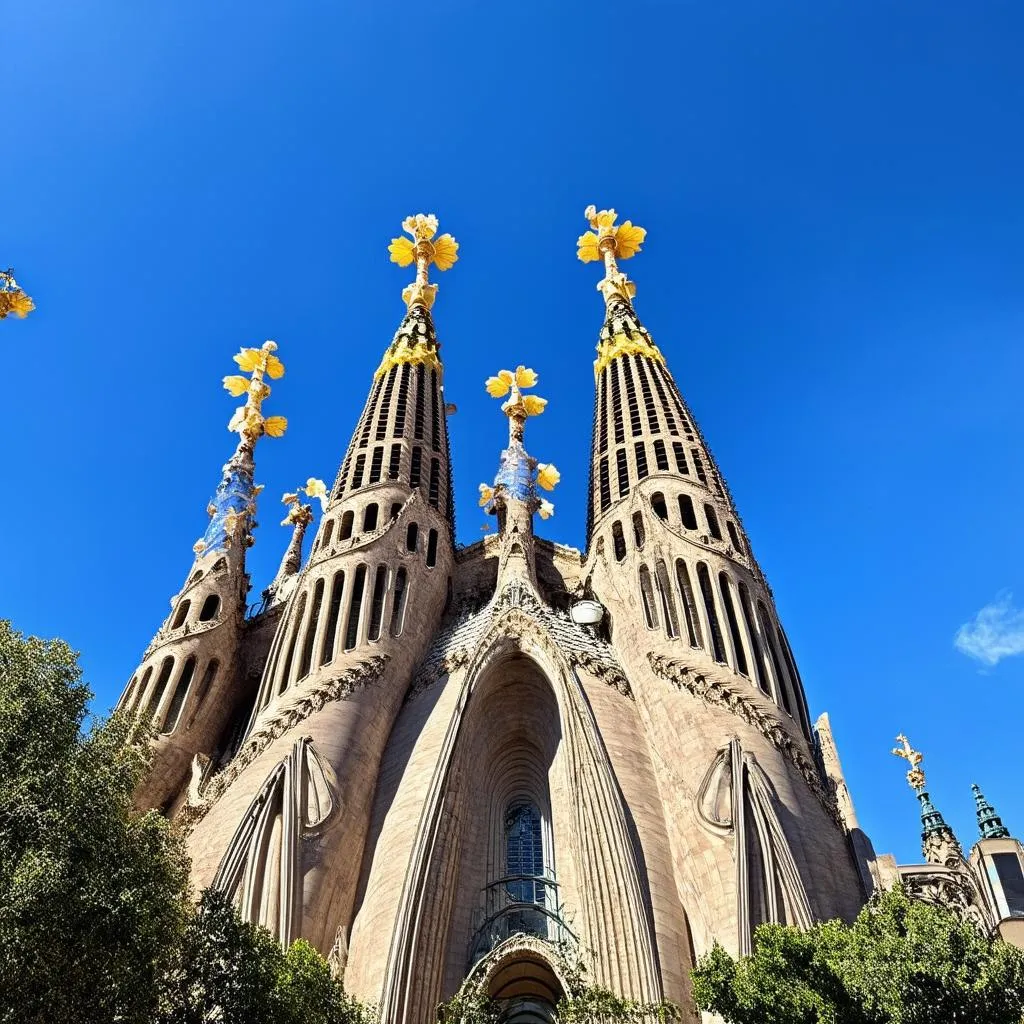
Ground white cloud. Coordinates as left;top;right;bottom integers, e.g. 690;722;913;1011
955;592;1024;667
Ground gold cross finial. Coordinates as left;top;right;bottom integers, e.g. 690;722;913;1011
577;206;647;307
388;213;459;310
222;341;288;444
892;733;927;792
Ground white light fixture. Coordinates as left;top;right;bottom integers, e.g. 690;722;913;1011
570;599;604;626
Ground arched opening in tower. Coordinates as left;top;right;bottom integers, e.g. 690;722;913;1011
480;945;567;1024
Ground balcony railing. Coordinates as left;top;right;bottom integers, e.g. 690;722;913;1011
468;873;577;967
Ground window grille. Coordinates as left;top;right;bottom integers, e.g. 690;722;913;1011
635;441;649;480
376;368;396;440
369;446;384;484
393;364;410;437
653;439;669;472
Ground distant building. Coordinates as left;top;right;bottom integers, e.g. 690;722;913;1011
119;210;1022;1022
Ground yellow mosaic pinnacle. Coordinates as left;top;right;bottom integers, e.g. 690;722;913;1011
388;213;459;311
222;341;288;443
577;205;646;307
892;733;927;792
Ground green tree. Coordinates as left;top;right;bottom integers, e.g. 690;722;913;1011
691;885;1024;1024
0;620;191;1024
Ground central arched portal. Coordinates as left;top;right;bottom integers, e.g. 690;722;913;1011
474;939;569;1024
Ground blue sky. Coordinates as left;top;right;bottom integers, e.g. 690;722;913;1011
4;2;1023;868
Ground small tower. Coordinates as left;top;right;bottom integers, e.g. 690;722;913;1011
968;784;1024;945
118;341;287;812
477;365;558;590
891;734;963;867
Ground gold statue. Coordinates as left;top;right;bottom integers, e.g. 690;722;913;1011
222;341;288;443
389;213;458;310
892;733;927;792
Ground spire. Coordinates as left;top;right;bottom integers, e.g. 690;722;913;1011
263;478;327;604
192;341;287;559
477;366;559;588
892;734;963;864
329;215;458;533
973;783;1011;840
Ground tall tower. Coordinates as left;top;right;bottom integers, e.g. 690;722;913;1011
183;215;460;953
118;341;288;812
577;206;864;957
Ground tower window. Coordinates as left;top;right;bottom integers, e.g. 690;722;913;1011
691;449;708;485
426;528;438;568
410;446;423;489
351;453;366;490
146;657;174;719
611;361;625;444
678;494;698;530
171;600;190;630
406;522;418;552
675;559;703;649
758;601;790;712
622;357;643;437
393;364;410;437
651;492;668;521
297;577;325;680
369;445;384;484
711;469;725;498
505;802;547;913
705;504;722;540
634;442;649;480
650;365;678;435
199;594;220;622
719;573;748;675
193;659;218;710
339;510;354;541
390;502;401;521
376;367;397;440
616;448;630;499
162;656;196;734
634;356;659;434
727;521;744;553
344;566;367;651
612;521;626;561
414;364;426;440
672;442;689;475
656;559;680;639
135;667;153;714
428;458;441;509
390;567;409;637
321;571;345;666
321;519;335;551
388;443;402;480
361;374;384;446
653;439;669;472
367;565;388;642
632;511;646;549
363;503;379;532
430;369;441;452
697;563;727;663
599;458;611;513
597;371;609;455
738;582;768;694
639;564;659;629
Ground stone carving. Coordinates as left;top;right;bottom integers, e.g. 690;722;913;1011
648;652;840;825
179;654;388;830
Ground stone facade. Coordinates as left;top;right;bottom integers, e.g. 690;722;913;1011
120;215;936;1023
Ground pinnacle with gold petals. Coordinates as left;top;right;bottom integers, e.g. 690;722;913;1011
388;213;459;311
222;341;288;444
577;205;646;307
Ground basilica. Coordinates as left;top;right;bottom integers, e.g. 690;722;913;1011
118;208;1024;1021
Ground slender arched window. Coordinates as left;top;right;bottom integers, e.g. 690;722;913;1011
363;503;379;532
321;519;335;551
653;439;669;472
390;568;409;636
678;494;698;530
410;446;423;488
632;511;646;549
719;572;748;675
297;578;325;680
320;572;345;666
428;457;441;508
193;659;218;710
675;559;703;649
344;566;367;651
738;583;768;694
612;521;626;561
656;559;680;639
696;563;726;663
367;566;388;642
651;492;668;521
278;592;306;694
146;657;174;719
199;594;220;622
388;444;402;480
368;445;384;484
171;600;190;630
639;564;658;629
426;529;438;568
134;667;153;713
122;675;138;713
758;601;791;712
406;522;418;552
339;511;354;541
727;521;744;554
162;656;196;734
704;504;722;540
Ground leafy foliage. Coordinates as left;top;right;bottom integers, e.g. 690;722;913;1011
691;885;1024;1024
0;619;191;1024
555;986;681;1023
